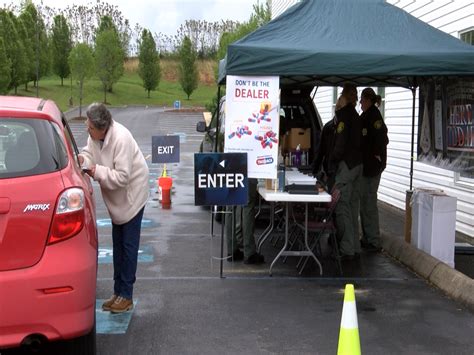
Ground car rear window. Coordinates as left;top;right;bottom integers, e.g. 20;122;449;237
0;118;68;179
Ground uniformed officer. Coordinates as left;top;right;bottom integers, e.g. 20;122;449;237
359;88;389;251
312;118;336;191
225;178;265;264
331;83;363;260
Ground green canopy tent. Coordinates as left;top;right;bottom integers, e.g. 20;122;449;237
216;0;474;188
218;0;474;87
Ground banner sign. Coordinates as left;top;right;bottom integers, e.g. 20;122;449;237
446;81;474;152
152;135;180;163
224;75;280;179
417;79;473;179
194;153;248;206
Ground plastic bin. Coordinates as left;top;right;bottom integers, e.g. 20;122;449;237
411;189;457;267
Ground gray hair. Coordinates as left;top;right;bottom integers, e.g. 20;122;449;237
86;103;112;131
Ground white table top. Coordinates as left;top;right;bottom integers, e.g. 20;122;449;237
258;186;331;203
285;170;317;185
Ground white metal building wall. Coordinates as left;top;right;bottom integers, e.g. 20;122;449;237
271;0;474;238
270;0;300;18
383;0;474;238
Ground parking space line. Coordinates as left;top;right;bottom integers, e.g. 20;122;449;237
96;275;419;282
98;233;207;238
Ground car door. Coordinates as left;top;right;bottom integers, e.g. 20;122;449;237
60;117;96;244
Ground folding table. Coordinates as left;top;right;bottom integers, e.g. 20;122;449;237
257;186;331;276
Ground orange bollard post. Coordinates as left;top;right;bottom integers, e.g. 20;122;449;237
156;178;162;201
159;176;173;209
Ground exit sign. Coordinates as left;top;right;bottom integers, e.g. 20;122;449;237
152;135;180;163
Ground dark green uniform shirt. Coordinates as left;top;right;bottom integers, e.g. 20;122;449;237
312;118;336;176
361;105;389;177
332;104;362;169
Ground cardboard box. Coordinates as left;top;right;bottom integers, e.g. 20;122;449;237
265;178;276;190
285;128;311;150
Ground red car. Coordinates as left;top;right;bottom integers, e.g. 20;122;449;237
0;96;98;354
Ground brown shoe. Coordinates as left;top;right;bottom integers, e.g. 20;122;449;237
110;296;133;314
102;294;118;311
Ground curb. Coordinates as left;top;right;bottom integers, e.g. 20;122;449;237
381;233;474;312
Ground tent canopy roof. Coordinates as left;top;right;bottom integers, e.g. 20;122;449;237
218;0;474;88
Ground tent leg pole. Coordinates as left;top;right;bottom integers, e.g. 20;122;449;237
405;85;417;244
215;85;222;153
409;87;416;191
404;190;413;244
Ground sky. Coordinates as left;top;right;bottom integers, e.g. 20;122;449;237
33;0;259;36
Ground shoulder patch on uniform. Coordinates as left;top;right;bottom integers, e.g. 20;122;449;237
374;120;383;129
337;122;345;133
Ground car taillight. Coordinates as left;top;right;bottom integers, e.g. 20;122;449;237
48;188;85;245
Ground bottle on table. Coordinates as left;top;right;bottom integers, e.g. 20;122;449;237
295;144;302;167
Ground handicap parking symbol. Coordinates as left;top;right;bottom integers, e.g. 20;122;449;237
98;245;153;264
97;218;155;228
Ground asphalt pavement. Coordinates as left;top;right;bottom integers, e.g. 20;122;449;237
59;107;474;354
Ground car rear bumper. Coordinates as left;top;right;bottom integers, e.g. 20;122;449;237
0;231;97;349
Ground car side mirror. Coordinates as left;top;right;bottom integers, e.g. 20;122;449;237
196;121;207;133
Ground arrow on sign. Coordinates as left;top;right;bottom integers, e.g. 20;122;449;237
219;160;226;168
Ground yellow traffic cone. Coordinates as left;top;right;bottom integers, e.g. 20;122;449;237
337;284;361;355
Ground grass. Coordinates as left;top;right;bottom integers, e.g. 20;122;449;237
11;58;218;112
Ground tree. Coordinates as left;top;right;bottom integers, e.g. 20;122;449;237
94;16;124;103
95;30;124;103
179;36;198;100
138;29;161;98
217;2;271;61
69;43;94;117
51;14;72;86
96;15;115;34
0;9;27;94
17;10;35;91
207;2;271;112
19;3;51;90
0;38;12;94
249;1;272;27
164;19;240;57
63;2;131;53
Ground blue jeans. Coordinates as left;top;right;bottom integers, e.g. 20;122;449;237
112;207;144;300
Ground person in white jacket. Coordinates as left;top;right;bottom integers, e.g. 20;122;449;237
79;103;149;313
